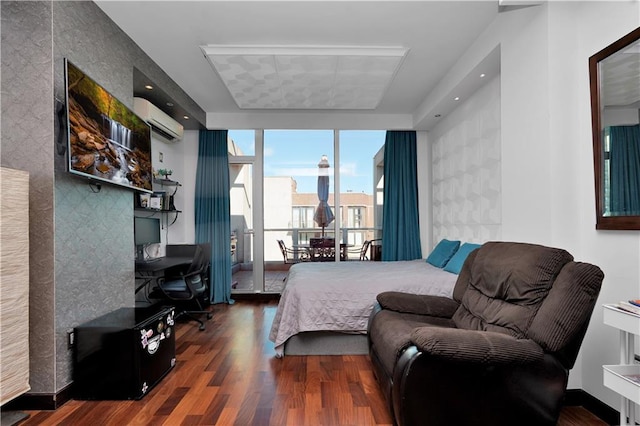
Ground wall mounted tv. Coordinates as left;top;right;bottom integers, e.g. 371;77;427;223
64;59;153;193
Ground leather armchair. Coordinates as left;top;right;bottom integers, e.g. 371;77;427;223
367;242;604;426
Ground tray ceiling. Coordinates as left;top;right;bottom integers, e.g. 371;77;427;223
96;1;501;129
201;45;408;109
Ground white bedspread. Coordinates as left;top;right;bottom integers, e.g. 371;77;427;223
269;260;458;355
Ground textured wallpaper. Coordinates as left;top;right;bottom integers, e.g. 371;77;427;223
1;1;204;396
52;1;139;389
1;1;56;394
431;76;501;245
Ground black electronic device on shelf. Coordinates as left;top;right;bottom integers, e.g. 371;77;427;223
134;178;182;226
73;306;176;400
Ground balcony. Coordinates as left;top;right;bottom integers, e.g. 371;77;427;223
231;227;382;293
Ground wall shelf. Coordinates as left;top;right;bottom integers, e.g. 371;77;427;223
136;179;181;227
135;208;182;214
153;178;180;185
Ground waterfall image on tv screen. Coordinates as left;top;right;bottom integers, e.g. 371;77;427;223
65;59;153;192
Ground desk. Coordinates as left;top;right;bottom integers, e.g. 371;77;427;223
135;256;193;293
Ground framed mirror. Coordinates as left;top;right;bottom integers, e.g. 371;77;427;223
590;27;640;230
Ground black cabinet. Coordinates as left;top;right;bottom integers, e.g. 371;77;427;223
73;306;176;400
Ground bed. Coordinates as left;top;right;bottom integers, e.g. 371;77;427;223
269;259;458;357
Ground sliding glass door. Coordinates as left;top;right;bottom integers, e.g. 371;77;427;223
228;130;262;293
263;130;334;291
338;131;385;259
229;129;384;294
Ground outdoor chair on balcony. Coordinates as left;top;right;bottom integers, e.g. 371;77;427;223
277;240;310;264
345;238;382;261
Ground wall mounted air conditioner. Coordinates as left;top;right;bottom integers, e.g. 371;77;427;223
133;97;184;143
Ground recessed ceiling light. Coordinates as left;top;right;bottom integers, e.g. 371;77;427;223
480;73;486;78
144;85;153;90
183;115;189;120
166;102;174;107
454;97;460;101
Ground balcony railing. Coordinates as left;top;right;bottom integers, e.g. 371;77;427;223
231;227;382;293
264;227;382;263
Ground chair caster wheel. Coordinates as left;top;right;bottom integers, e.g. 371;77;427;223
207;313;213;319
199;324;205;331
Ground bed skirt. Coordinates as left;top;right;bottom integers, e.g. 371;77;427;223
276;331;369;357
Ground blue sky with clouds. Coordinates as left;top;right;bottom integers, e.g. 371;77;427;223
229;129;385;194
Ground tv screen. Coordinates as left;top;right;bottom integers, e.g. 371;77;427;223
64;59;153;193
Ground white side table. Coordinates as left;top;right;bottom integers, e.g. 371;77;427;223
603;304;640;425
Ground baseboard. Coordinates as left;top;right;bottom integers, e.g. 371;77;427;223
565;388;618;425
0;410;30;426
2;383;73;411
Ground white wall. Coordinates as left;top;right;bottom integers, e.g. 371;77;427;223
419;1;639;405
144;129;199;255
560;2;639;403
180;130;199;244
430;75;501;245
417;130;432;256
165;129;199;245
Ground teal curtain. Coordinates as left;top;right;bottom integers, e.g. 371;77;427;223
381;131;422;261
609;125;640;216
195;130;233;304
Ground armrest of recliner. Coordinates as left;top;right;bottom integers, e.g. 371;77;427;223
410;327;545;365
376;291;459;318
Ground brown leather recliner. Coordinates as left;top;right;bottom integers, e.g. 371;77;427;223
367;241;604;426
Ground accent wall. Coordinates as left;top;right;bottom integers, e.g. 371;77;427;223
430;75;501;245
1;0;204;403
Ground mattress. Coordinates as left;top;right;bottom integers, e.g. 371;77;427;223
269;260;458;356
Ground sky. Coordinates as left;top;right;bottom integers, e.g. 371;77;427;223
228;129;385;194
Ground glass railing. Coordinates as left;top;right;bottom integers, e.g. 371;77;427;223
231;227;382;294
265;227;381;263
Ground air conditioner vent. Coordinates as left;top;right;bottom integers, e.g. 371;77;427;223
133;97;184;143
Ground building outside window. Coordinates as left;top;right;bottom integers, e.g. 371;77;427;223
347;206;363;228
292;206;315;229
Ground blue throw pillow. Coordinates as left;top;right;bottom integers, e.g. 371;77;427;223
426;239;461;268
443;243;482;274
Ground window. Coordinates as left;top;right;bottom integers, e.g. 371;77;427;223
292;206;315;228
347;206;363;228
228;128;385;295
338;130;385;245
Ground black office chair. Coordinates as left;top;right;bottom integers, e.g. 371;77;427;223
154;244;213;331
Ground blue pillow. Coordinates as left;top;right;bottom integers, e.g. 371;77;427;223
443;243;482;274
426;239;461;268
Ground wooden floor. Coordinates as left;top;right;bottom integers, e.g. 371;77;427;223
20;300;608;426
231;270;287;293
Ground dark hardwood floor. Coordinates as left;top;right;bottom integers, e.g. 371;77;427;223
19;300;608;425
